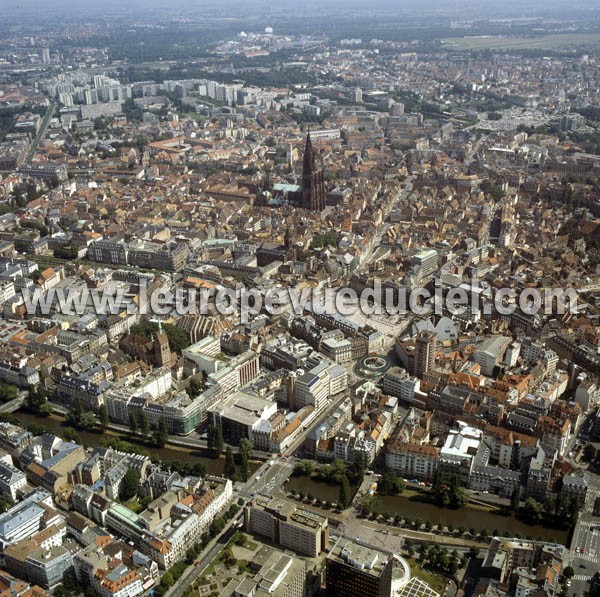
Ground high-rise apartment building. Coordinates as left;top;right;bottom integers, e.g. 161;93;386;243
414;331;437;378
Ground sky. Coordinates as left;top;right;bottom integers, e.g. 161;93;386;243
4;0;600;23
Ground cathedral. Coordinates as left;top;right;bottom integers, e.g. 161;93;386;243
301;132;325;211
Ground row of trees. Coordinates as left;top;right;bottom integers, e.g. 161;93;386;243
293;456;367;510
360;496;556;543
516;494;579;528
167;460;207;479
118;499;242;597
415;543;464;576
67;397;97;431
293;454;366;486
223;438;253;482
25;385;53;416
0;381;19;403
128;411;169;448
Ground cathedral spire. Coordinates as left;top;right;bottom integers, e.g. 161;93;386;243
303;130;314;174
301;131;325;211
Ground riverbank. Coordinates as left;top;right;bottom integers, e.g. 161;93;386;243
283;471;568;544
11;409;260;477
373;492;568;544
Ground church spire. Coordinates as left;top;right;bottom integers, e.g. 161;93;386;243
301;131;325;211
303;130;314;174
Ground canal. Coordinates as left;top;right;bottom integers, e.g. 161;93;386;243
12;410;259;477
373;493;569;544
285;476;569;544
286;475;360;503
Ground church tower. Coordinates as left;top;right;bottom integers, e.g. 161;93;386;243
153;321;172;368
301;133;325;211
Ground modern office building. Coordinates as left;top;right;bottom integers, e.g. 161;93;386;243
223;546;307;597
411;248;438;280
473;336;511;376
245;496;328;558
326;537;393;597
208;391;277;444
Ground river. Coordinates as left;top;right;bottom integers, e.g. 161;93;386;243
373;493;569;544
285;476;568;544
12;410;259;477
286;476;359;503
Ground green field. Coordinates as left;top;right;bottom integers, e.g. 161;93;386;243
441;33;600;51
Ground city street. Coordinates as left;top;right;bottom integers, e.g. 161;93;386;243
569;514;599;593
24;101;55;163
167;511;244;597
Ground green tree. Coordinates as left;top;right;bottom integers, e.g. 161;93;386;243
26;386;37;411
66;398;95;430
128;411;138;435
468;546;480;559
349;452;366;485
563;566;574;580
25;384;46;413
160;572;174;588
0;382;17;403
73;397;84;420
207;424;224;457
520;498;543;525
140;410;149;438
240;438;252;459
155;417;169;448
39;401;54;416
432;469;448;507
119;468;140;500
79;411;96;430
554;492;564;517
224;446;236;480
239;438;252;482
53;586;70;597
511;485;521;512
62;427;81;443
583;443;597;462
378;472;406;496
448;475;469;509
338;474;351;509
0;493;13;513
188;377;203;398
359;493;378;517
129;322;190;354
99;404;109;431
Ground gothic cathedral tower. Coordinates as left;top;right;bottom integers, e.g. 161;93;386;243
301;133;325;211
